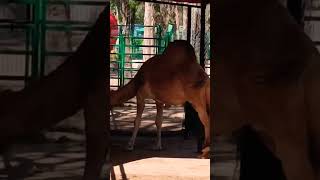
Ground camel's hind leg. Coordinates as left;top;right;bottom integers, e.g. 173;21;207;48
153;102;164;150
126;94;145;151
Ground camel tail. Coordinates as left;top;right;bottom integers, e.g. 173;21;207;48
110;72;143;106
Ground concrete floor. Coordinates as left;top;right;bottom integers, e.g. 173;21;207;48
212;138;239;180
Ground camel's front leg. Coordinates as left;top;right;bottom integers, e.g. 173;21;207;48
126;94;145;151
192;102;210;158
153;102;164;150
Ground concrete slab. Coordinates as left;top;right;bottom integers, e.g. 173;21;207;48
111;157;210;180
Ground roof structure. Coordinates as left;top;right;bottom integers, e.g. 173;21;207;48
172;0;202;3
135;0;205;7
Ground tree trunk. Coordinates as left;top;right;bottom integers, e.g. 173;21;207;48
191;8;201;61
182;7;188;40
143;2;155;61
175;6;181;39
115;0;135;81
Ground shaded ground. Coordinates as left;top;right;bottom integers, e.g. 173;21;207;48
212;138;239;180
110;102;185;134
0;104;236;179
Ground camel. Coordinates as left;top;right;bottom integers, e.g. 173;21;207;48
0;7;109;179
213;0;320;179
110;40;210;158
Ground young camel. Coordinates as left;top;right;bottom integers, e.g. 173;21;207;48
111;40;210;158
214;0;320;179
0;7;109;179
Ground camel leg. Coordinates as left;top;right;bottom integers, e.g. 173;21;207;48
153;102;164;150
192;104;210;146
192;102;210;158
274;137;315;180
126;94;145;151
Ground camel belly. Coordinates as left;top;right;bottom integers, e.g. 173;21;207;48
140;82;187;105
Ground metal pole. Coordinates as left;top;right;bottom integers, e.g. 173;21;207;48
24;3;31;84
40;0;47;77
31;1;40;80
199;2;206;68
287;0;304;25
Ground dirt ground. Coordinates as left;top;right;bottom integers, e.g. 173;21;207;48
0;104;236;180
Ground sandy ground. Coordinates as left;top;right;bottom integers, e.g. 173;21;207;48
0;103;237;180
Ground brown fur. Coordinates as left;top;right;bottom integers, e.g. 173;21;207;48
213;0;320;179
0;7;109;179
111;40;210;158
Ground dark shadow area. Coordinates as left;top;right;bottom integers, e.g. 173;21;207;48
0;130;203;179
236;126;286;180
110;135;202;165
119;164;128;180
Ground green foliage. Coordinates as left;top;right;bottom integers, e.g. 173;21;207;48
128;0;139;9
110;0;144;24
135;2;144;24
110;0;117;14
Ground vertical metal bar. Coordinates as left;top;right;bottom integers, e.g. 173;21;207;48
117;25;122;88
129;32;133;79
287;0;304;25
31;0;39;80
157;25;163;53
24;3;31;84
187;6;191;43
120;34;125;87
200;2;206;68
40;0;47;77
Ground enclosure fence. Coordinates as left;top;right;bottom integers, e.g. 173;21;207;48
0;0;106;84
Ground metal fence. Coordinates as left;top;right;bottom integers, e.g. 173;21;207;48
110;24;175;89
0;0;106;85
110;24;211;89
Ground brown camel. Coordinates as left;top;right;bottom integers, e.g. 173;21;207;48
111;40;210;158
0;7;109;179
213;0;320;179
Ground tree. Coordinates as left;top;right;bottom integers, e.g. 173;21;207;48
191;8;201;61
182;6;188;40
175;6;181;39
143;2;155;61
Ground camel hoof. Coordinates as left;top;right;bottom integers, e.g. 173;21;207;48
197;152;209;159
198;146;210;159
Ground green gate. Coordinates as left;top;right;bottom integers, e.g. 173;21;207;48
0;0;106;84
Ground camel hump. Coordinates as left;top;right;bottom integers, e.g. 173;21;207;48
163;40;197;64
192;71;209;88
182;63;209;88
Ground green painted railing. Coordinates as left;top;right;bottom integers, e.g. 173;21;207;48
0;0;107;83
